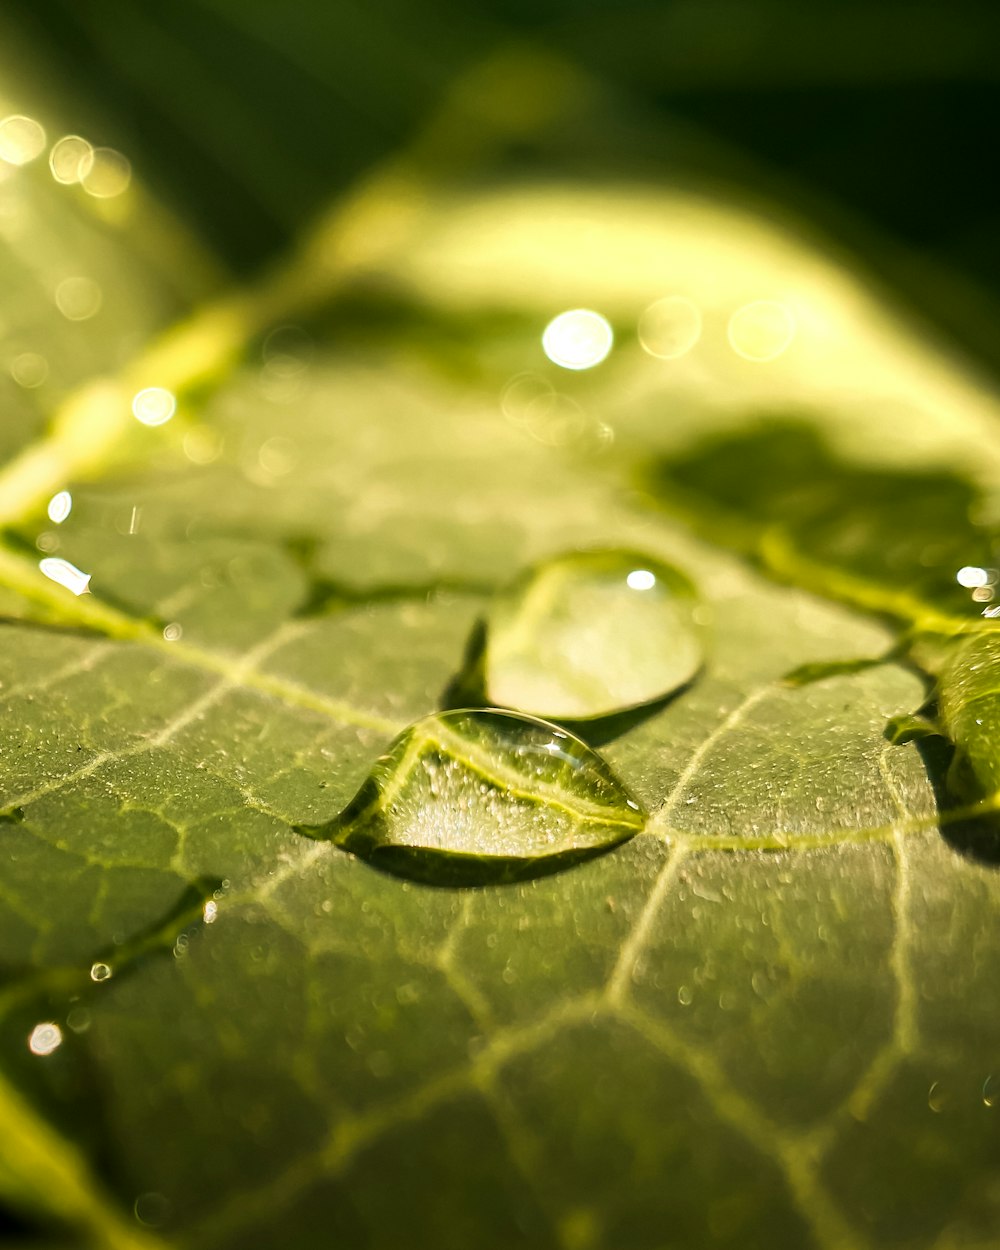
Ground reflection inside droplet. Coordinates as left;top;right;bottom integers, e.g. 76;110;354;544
132;387;176;427
90;962;113;982
626;569;656;591
28;1022;63;1056
542;309;613;370
638;296;702;360
39;557;91;596
163;622;183;642
0;114;46;166
47;490;72;524
49;134;95;185
727;300;796;362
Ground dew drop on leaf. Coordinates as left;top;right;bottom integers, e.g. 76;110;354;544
295;708;645;885
484;549;705;720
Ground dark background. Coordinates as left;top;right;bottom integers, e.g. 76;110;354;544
7;0;1000;369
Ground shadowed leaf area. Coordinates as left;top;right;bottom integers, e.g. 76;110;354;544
4;15;1000;1250
649;419;996;616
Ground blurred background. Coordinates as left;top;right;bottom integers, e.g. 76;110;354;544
4;0;1000;372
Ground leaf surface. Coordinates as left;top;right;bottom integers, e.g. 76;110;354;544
3;56;1000;1250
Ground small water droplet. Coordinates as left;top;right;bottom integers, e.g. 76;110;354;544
928;1080;948;1113
483;549;705;720
984;1075;997;1108
89;962;113;983
202;900;218;924
677;985;693;1006
295;708;645;885
39;556;91;596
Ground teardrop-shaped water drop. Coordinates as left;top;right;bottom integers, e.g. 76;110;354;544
484;549;705;720
296;708;645;885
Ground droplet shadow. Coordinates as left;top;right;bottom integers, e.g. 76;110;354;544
910;733;1000;866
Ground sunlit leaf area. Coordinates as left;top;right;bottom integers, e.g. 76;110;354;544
3;4;1000;1248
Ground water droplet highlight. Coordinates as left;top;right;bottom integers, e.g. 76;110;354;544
90;962;113;982
39;557;91;596
28;1022;63;1056
484;550;705;720
957;566;991;588
0;115;46;166
46;490;72;524
542;309;613;370
49;134;94;184
132;387;176;427
296;708;645;885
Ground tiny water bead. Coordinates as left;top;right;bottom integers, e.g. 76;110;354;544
295;709;645;886
484;549;706;721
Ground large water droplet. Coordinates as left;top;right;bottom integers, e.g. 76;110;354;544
296;708;645;885
484;550;705;720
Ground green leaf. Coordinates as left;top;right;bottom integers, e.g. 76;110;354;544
5;49;1000;1250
